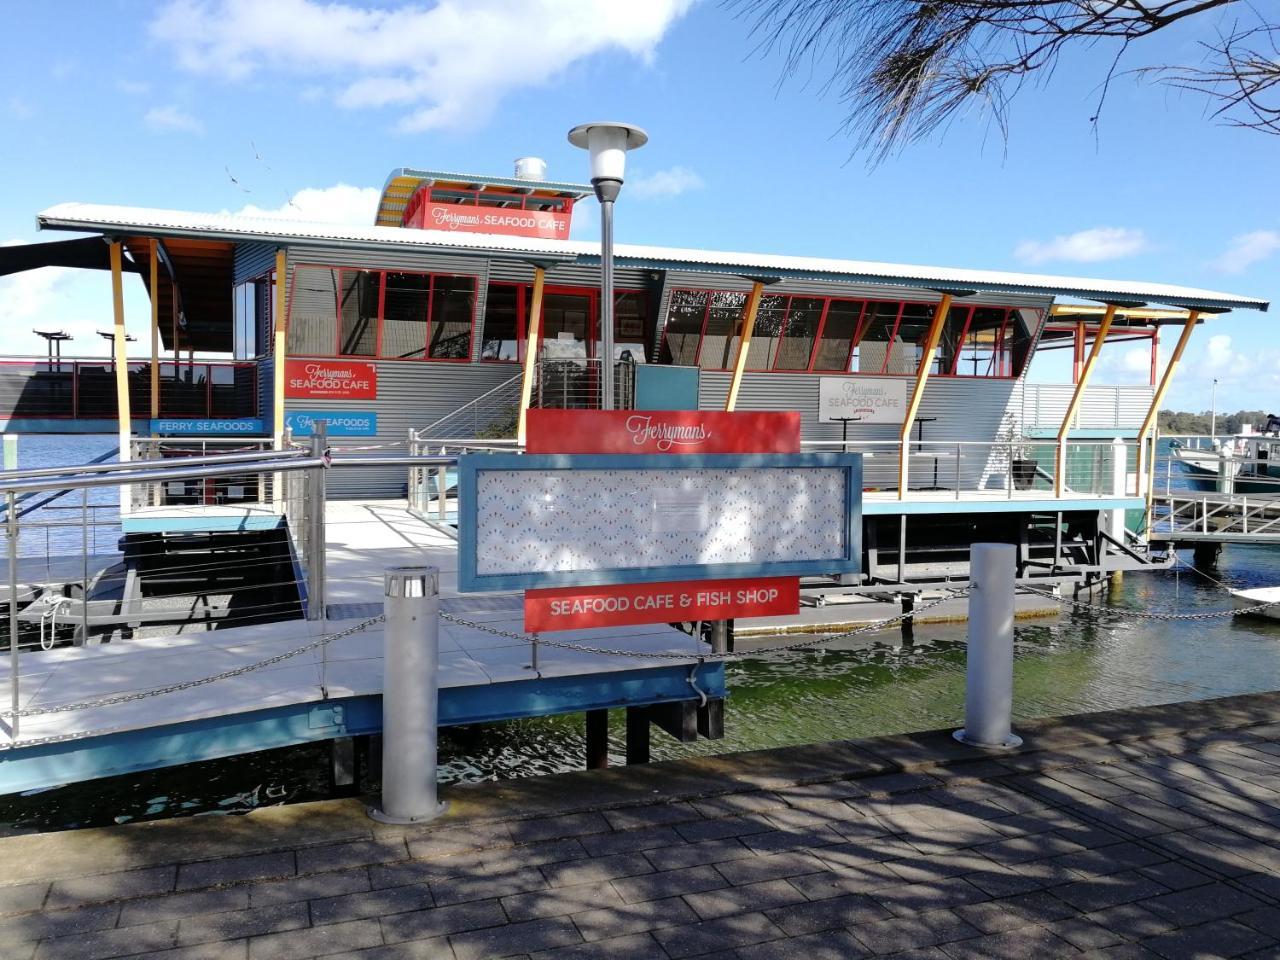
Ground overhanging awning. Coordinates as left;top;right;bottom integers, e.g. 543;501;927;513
0;237;144;277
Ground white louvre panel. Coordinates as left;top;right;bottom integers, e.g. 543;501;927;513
1023;384;1155;430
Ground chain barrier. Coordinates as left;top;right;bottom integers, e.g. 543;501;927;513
1;614;384;728
1020;585;1280;622
441;588;971;662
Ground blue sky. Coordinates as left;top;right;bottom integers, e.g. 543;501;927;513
0;0;1275;411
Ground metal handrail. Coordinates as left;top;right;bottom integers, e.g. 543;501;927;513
0;457;323;497
0;447;308;486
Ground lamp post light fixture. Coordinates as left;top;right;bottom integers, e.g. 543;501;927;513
567;121;647;410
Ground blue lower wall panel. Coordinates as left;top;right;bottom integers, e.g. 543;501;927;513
0;663;726;794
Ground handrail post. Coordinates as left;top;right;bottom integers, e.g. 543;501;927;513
369;565;446;824
7;491;19;739
306;421;327;623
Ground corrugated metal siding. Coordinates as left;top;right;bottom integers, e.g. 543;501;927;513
287;361;517;497
701;371;1020;488
232;242;276;284
258;357;274;429
487;259;651;290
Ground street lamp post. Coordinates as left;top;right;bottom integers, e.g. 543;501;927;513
568;122;647;410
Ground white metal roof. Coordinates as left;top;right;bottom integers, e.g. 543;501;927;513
36;201;1269;312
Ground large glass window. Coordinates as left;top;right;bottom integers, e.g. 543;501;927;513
380;272;430;360
744;295;786;370
428;276;475;360
287;267;339;356
700;292;746;369
855;302;901;374
338;270;379;357
813;299;863;371
659;290;706;366
481;283;521;362
614;291;648;363
774;297;823;370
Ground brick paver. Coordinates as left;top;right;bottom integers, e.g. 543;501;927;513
8;694;1280;958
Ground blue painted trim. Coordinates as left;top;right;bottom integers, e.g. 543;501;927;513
0;663;726;794
458;452;862;592
862;496;1143;516
122;514;284;534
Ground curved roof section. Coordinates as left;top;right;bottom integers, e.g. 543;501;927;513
36;201;1269;313
376;167;594;227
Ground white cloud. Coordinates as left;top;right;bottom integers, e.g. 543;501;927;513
1212;230;1280;274
149;0;694;131
233;184;381;224
144;105;204;134
629;166;703;200
1014;227;1148;265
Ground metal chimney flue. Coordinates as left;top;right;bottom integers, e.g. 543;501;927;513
513;157;547;181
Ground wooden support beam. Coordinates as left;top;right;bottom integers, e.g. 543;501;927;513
272;249;287;450
896;293;952;499
1055;304;1117;496
625;706;650;765
149;239;160;424
1139;312;1199;530
697;699;725;739
517;265;546;446
648;701;699;743
109;241;131;456
725;281;765;412
585;709;609;770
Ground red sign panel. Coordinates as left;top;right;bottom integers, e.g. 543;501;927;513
526;409;800;455
285;359;377;399
525;577;799;632
409;200;572;240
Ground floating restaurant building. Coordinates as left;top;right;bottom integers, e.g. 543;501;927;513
0;160;1270;553
0;160;1270;793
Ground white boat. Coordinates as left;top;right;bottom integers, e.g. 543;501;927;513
1230;587;1280;620
1171;433;1280;495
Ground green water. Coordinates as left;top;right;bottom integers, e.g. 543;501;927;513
5;544;1280;834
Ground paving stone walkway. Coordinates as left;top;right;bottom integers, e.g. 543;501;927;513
8;694;1280;959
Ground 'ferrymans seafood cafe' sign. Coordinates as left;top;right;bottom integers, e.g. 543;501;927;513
406;200;572;240
818;377;906;425
526;410;801;455
285;360;377;399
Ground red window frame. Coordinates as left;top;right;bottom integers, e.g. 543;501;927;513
482;282;648;363
284;264;479;363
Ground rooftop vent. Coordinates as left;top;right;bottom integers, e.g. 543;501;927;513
513;157;547;181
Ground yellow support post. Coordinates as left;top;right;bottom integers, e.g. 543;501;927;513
1055;303;1117;496
110;241;132;514
725;281;765;412
272;249;288;450
149;239;160;425
897;294;952;499
1138;311;1200;528
517;265;547;446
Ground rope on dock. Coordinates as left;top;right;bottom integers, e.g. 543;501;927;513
1020;586;1280;621
0;614;385;728
440;588;972;662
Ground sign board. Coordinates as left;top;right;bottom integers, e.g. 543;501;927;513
285;359;377;399
458;452;861;592
408;200;572;240
150;418;265;435
526;410;800;455
818;377;907;425
285;411;378;437
525;577;798;632
635;365;699;411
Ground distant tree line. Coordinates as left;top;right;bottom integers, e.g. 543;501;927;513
1159;410;1271;435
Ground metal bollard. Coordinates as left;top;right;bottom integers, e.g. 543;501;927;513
953;543;1022;749
368;566;448;824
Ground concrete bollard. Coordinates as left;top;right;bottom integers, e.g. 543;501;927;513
953;543;1022;749
368;566;448;824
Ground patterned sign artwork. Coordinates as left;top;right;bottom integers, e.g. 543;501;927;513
458;453;860;591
